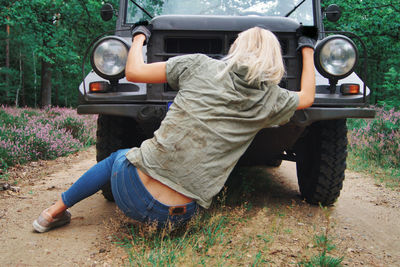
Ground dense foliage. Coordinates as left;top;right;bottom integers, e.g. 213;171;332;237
0;0;118;107
0;106;97;169
323;0;400;109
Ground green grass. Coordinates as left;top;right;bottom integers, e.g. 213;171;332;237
113;204;345;266
111;167;346;266
113;209;243;266
347;152;400;188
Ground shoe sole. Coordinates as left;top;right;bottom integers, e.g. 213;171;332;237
32;216;71;233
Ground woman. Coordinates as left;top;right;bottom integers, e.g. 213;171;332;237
33;26;315;232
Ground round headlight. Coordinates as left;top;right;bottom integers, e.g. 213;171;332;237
91;36;129;80
315;35;358;80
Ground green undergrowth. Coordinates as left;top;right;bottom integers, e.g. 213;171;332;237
0;106;97;181
347;107;400;189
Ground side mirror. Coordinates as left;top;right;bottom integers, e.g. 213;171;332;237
324;4;342;22
100;3;114;21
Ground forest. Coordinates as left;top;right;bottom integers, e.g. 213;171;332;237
0;0;399;109
0;0;119;107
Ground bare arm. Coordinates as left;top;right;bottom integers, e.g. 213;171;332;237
296;47;315;110
125;34;167;83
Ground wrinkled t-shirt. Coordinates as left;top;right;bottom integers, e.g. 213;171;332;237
126;54;299;208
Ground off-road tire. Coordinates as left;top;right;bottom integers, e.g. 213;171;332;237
96;115;145;201
294;119;348;206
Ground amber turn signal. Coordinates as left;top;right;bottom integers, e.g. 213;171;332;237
89;82;110;93
340;83;360;95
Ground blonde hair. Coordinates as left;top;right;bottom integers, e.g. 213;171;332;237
220;27;285;86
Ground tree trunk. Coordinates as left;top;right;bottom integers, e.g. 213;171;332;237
54;72;59;106
15;50;22;107
5;21;10;87
33;51;38;108
41;59;52;108
21;55;25;106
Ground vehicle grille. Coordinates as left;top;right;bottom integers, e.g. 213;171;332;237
163;37;289;56
148;31;299;98
165;38;223;54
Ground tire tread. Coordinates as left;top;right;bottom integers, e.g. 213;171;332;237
296;119;348;206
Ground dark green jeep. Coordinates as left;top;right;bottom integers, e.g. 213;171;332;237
78;0;375;205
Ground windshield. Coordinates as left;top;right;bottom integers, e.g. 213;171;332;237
126;0;314;25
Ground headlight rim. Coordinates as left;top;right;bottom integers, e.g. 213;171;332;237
314;34;358;80
90;36;130;81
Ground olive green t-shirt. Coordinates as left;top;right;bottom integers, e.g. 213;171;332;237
126;54;299;208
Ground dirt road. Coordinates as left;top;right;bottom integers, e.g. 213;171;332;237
269;162;400;266
1;147;399;266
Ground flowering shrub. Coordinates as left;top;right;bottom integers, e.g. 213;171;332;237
0;106;97;168
347;106;400;170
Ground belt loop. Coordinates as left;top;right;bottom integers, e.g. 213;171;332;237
146;198;156;211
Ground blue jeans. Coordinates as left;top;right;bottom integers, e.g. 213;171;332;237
61;149;198;228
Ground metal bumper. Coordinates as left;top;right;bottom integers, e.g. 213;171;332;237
77;104;167;122
292;107;376;127
78;104;376;126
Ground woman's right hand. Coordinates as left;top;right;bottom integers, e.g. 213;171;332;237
296;46;316;110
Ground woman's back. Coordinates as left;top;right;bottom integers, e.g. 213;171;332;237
126;53;298;208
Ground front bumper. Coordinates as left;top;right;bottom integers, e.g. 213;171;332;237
292;107;375;127
78;103;376;126
78;104;167;122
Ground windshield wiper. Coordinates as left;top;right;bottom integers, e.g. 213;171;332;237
129;0;153;19
285;0;307;17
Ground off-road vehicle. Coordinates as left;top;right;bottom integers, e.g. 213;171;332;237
78;0;375;205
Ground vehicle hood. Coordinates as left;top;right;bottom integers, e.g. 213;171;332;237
151;15;300;32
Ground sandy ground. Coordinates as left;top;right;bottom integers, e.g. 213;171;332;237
268;162;400;266
0;147;126;267
0;147;399;266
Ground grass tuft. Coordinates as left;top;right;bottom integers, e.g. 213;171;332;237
298;206;344;267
